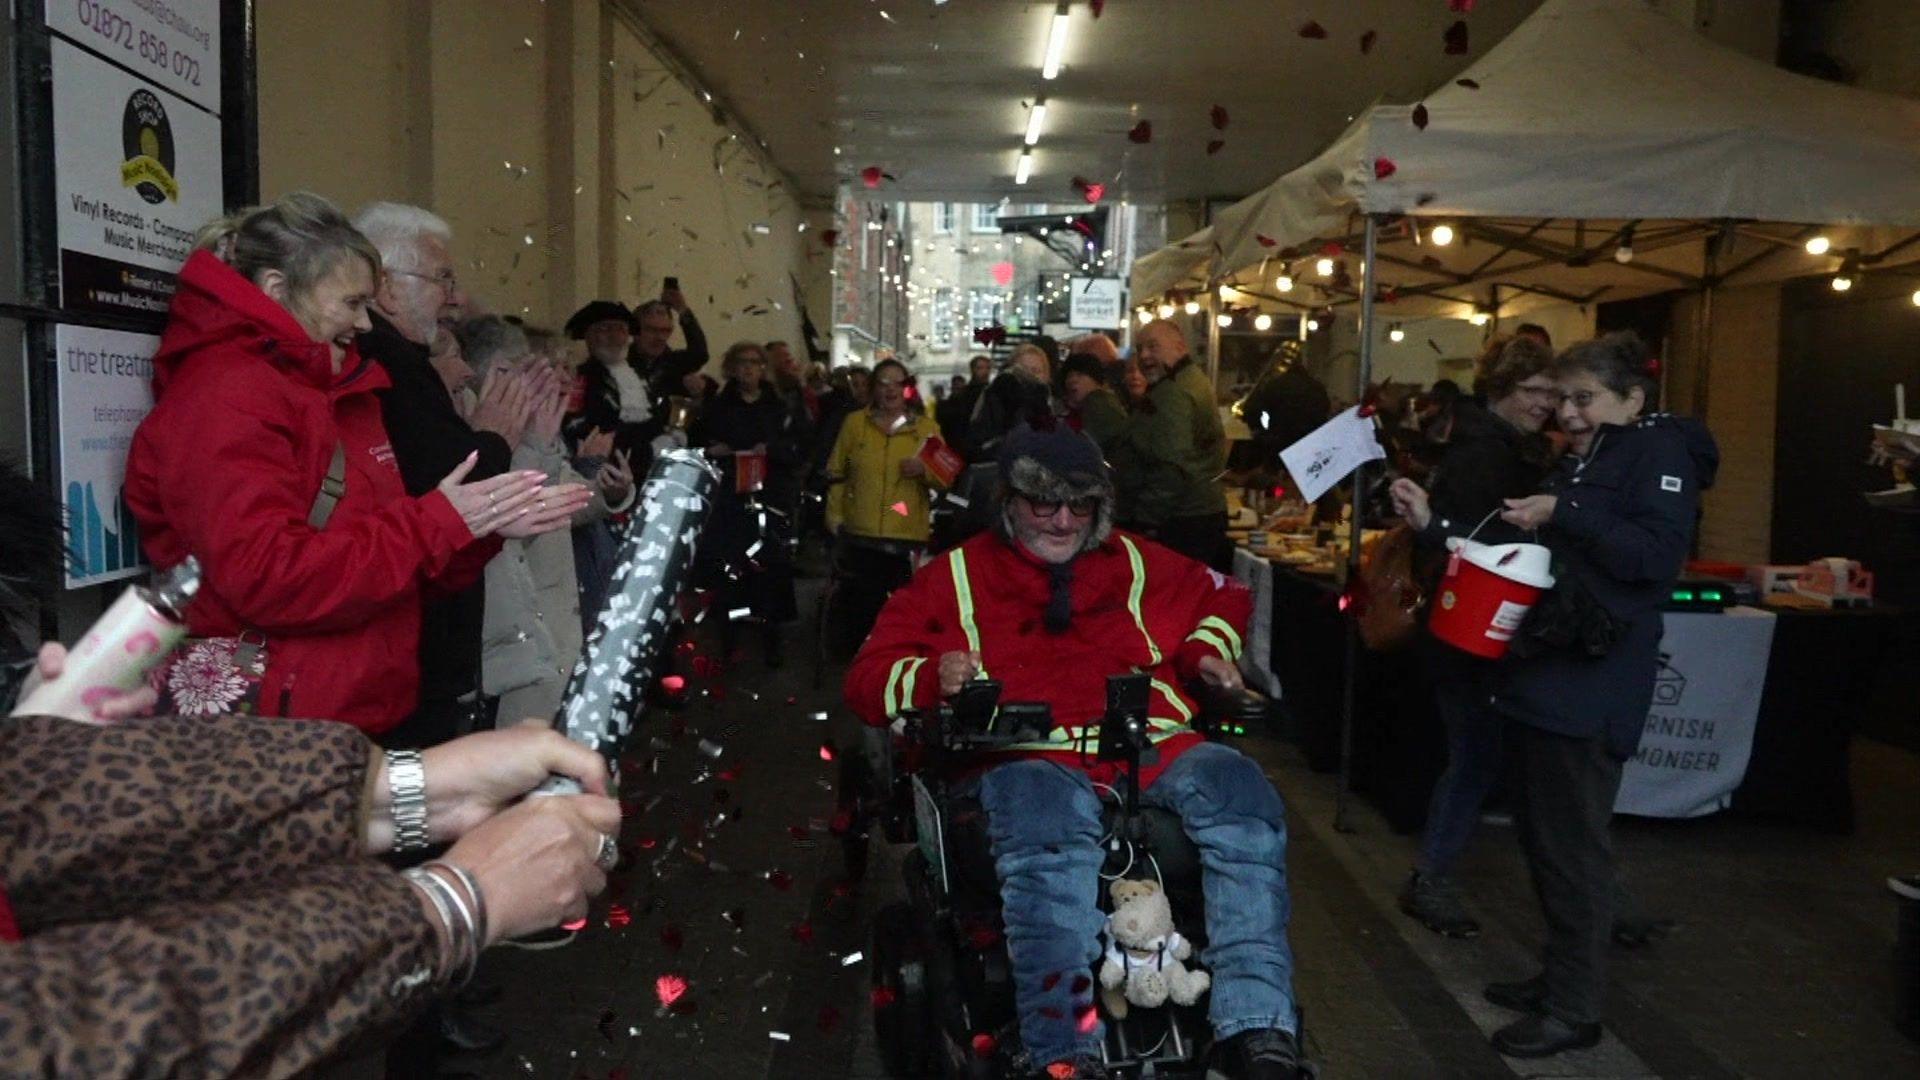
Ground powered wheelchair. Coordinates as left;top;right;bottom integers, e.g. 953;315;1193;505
835;673;1282;1078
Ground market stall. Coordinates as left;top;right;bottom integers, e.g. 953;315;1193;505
1136;0;1920;826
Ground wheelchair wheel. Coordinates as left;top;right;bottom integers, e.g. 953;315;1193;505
873;902;936;1077
835;749;874;884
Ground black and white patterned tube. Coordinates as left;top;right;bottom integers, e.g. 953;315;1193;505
534;449;719;795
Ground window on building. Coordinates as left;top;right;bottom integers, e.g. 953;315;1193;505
930;287;957;350
968;287;1003;334
932;203;956;234
972;203;1001;233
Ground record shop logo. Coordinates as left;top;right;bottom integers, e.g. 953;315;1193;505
120;89;179;205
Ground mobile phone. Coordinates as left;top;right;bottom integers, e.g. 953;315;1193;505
663;276;680;293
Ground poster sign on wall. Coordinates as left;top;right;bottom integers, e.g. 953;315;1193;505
49;35;223;318
1614;607;1778;818
44;0;223;112
1068;276;1126;330
54;325;159;587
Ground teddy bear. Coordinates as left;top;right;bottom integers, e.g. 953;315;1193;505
1097;878;1210;1019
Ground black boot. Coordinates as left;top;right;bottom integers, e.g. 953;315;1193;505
1490;1013;1602;1058
1210;1027;1308;1080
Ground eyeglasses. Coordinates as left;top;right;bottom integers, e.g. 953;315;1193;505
391;267;459;291
1562;389;1602;408
1020;493;1099;519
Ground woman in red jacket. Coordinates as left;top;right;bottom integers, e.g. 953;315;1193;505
124;193;588;734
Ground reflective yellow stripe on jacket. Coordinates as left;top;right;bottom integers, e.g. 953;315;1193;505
1187;614;1243;664
946;545;1192;752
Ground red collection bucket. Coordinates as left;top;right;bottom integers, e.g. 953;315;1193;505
1429;540;1556;659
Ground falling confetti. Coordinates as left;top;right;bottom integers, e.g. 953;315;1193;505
654;973;689;1009
1444;20;1469;54
841;951;865;967
890;501;910;517
1374;157;1398;179
818;740;837;761
1127;119;1152;143
1412;103;1430;130
860;166;884;188
1360;29;1378;54
1298;20;1328;39
1209;104;1229;130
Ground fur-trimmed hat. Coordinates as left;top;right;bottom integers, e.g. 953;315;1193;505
996;421;1114;554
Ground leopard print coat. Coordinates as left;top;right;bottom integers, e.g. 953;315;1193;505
0;714;447;1077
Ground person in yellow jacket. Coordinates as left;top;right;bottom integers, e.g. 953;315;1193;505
823;357;947;655
824;357;947;544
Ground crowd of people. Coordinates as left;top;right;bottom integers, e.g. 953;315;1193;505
0;184;1721;1080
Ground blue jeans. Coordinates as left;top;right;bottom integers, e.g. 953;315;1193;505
977;743;1298;1065
1416;672;1509;877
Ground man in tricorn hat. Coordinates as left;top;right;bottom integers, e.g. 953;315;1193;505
846;423;1307;1080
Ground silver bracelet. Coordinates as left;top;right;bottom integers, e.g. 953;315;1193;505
404;867;477;985
401;868;461;983
428;861;488;951
385;749;431;853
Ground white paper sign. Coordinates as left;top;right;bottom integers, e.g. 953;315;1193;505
45;0;223;113
1278;405;1385;503
1068;276;1126;330
51;36;223;318
1614;607;1778;818
55;324;159;587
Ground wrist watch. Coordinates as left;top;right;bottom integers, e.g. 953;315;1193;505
386;749;431;853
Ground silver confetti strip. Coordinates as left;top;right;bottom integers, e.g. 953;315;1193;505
535;450;719;795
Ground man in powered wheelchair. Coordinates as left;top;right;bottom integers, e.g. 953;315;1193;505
844;422;1310;1080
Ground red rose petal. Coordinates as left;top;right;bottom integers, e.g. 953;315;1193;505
1206;139;1225;155
563;916;587;931
1321;241;1346;256
871;985;898;1009
790;919;815;944
1360;30;1378;54
1444;21;1469;55
1412;103;1430;130
1082;182;1105;204
1041;971;1063;991
1256;234;1278;248
607;903;632;928
819;739;837;761
1209;104;1229;130
654;973;688;1008
1456;78;1480;89
1076;1003;1100;1034
1449;0;1476;11
972;1032;998;1058
1374;157;1397;180
860;166;883;189
1127;119;1152;144
820;229;839;247
1089;0;1104;16
1298;20;1328;39
1070;974;1092;994
829;808;853;834
661;674;686;694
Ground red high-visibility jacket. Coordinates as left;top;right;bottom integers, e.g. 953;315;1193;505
845;528;1252;787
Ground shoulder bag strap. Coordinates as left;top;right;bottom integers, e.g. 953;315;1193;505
309;441;348;529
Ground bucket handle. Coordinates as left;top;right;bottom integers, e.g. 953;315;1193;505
1446;507;1540;573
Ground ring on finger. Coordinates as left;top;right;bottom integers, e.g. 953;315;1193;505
595;833;619;872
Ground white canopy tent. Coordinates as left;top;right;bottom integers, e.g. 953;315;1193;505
1130;0;1920;827
1133;0;1920;320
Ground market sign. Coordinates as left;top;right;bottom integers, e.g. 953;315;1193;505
47;3;225;319
54;324;159;587
1068;276;1126;330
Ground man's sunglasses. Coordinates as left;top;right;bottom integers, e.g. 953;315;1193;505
1019;493;1099;518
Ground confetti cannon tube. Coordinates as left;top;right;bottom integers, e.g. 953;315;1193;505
535;449;719;795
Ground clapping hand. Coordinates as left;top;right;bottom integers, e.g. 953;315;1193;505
470;367;536;447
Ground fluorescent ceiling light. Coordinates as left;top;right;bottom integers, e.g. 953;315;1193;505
1014;151;1033;185
1042;5;1070;79
1024;101;1048;146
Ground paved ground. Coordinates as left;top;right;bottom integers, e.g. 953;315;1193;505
462;582;1920;1079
